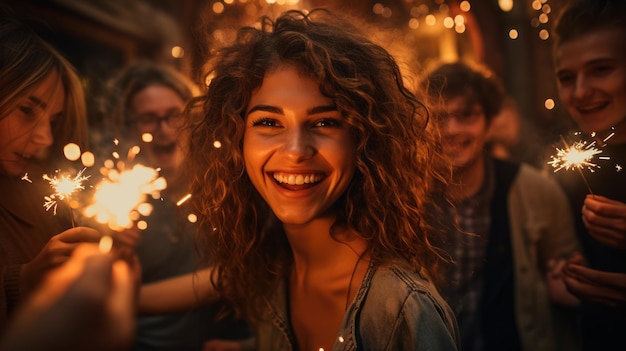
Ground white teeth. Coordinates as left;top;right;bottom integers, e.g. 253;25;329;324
578;103;605;111
273;172;323;185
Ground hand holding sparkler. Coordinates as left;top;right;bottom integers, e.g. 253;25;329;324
20;227;101;295
582;194;626;250
0;243;136;351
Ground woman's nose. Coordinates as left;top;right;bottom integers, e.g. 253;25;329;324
31;118;54;147
281;128;315;161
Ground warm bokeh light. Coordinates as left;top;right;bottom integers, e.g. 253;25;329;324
498;0;514;12
443;17;454;29
137;220;148;230
508;29;519;39
425;14;436;26
544;98;555;110
187;213;197;223
539;29;549;40
459;1;471;12
171;45;184;58
81;151;95;167
212;2;225;14
64;143;81;161
99;235;113;253
142;133;153;143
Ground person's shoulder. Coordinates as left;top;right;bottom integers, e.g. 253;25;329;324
368;263;444;304
359;263;459;348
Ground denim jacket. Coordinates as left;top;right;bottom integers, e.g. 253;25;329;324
256;261;460;351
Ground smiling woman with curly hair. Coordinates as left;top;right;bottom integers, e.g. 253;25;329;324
187;8;458;351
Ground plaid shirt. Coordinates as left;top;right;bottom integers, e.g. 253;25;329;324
441;161;495;351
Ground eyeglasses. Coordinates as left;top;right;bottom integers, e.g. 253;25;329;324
131;109;184;131
439;105;484;125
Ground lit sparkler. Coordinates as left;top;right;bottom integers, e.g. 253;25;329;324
82;145;166;231
43;168;90;226
548;136;602;194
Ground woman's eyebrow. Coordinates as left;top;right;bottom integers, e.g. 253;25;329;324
308;105;337;115
247;105;283;115
28;96;48;109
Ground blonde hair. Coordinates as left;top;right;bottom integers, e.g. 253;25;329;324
0;15;88;166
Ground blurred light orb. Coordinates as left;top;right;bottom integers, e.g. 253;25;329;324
425;14;436;26
171;46;184;58
498;0;514;12
142;133;153;143
187;213;198;223
460;1;471;12
213;2;225;14
137;220;148;230
81;151;95;167
64;143;81;161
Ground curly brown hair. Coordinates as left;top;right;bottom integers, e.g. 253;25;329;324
187;9;451;322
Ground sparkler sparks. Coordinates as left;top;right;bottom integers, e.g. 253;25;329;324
548;135;606;195
21;173;32;183
43;168;90;227
547;140;603;173
82;147;166;231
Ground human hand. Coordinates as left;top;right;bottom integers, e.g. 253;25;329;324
0;244;136;351
582;195;626;249
546;257;580;307
562;252;626;307
110;227;142;250
21;226;101;293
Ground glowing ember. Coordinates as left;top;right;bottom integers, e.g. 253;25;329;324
176;193;192;206
21;173;32;183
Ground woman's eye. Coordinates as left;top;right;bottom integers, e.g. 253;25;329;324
19;106;35;115
252;118;278;127
314;118;342;128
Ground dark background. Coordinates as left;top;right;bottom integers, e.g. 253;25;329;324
5;0;573;167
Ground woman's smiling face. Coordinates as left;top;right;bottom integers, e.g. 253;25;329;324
243;65;356;226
